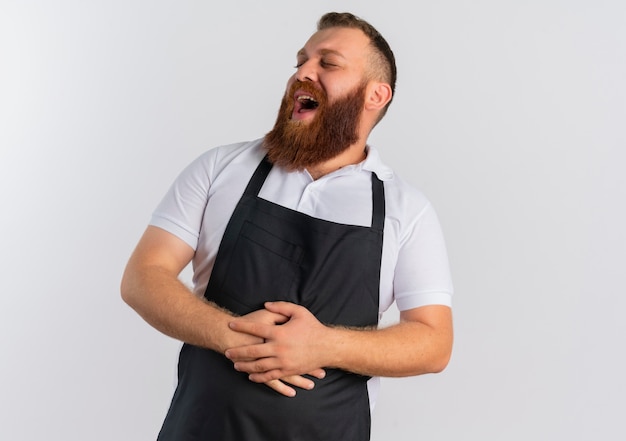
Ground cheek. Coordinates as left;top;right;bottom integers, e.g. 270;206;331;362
322;76;359;101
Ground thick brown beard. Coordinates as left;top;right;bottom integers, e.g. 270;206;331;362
264;80;367;171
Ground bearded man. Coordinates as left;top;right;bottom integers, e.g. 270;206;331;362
121;11;454;441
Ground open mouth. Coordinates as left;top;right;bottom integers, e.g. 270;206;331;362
296;95;319;112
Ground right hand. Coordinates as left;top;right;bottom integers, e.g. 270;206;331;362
224;308;325;397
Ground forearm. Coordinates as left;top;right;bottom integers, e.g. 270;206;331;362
324;318;453;377
121;264;233;353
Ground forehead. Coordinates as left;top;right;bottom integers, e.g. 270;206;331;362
298;27;371;60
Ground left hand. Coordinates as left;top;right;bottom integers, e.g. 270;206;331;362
225;301;330;383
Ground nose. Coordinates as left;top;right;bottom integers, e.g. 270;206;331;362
295;59;317;83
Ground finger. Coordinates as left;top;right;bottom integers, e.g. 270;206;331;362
246;309;289;325
263;301;302;317
249;370;284;384
264;379;296;398
225;343;272;362
228;320;271;339
269;312;289;325
280;375;315;391
233;357;282;374
308;368;326;379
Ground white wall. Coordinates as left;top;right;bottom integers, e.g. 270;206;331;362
1;1;624;439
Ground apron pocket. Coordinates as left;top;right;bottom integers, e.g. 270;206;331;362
218;221;302;314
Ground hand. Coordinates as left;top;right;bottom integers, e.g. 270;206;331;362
222;307;287;350
223;307;325;396
225;301;330;384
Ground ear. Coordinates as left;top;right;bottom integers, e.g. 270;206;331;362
364;81;393;111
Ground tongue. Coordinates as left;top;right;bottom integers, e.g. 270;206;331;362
299;103;317;113
300;98;319;110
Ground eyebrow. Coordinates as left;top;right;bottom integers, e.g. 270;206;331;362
296;48;346;59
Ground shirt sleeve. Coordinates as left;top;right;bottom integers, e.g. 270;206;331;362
149;151;214;250
392;202;454;311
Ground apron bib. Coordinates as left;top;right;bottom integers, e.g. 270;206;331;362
158;156;385;441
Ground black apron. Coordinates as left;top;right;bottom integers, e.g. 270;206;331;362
158;156;385;441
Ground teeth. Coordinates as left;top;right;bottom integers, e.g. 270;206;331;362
297;95;317;103
297;94;319;111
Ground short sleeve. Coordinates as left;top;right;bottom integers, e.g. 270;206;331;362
149;151;215;250
392;202;454;311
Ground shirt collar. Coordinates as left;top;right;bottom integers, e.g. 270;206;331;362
362;145;394;181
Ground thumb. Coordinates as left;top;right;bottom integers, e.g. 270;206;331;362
264;301;300;317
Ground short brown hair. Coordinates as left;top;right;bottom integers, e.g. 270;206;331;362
317;12;397;119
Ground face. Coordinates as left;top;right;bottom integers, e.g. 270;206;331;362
287;27;373;122
263;27;373;170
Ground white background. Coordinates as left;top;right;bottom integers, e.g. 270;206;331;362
1;1;625;440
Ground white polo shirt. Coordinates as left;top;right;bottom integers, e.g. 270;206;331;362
151;138;453;312
150;138;454;407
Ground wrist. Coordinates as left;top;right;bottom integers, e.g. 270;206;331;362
202;302;236;353
321;326;350;369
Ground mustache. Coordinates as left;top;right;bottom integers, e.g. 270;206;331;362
285;80;327;106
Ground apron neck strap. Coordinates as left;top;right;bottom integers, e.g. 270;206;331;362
370;173;385;232
243;155;273;196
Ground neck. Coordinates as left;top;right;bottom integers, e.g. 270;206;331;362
306;141;368;180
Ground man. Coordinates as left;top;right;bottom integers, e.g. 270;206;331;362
121;12;453;441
